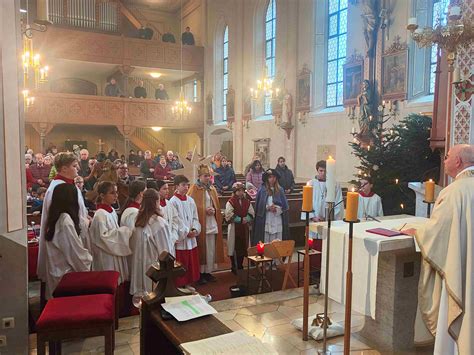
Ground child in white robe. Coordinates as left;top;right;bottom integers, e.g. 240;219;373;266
90;181;132;284
130;189;174;296
168;175;201;289
155;180;179;256
43;183;92;299
120;180;146;230
357;177;384;220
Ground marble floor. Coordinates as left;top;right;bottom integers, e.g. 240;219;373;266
29;287;432;354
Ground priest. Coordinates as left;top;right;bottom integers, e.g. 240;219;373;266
405;144;474;354
357;176;383;220
188;165;225;285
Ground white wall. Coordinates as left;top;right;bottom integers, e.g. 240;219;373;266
203;0;434;184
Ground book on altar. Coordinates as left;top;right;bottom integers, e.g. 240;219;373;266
180;330;277;354
366;228;409;237
161;295;217;321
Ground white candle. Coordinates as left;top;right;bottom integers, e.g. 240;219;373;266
453;68;461;83
326;156;336;203
408;17;417;26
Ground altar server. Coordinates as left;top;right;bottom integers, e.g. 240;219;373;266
119;180;146;229
357;177;383;220
43;183;92;298
38;152;90;284
90;181;133;284
168;175;201;289
405;144;474;355
156;180;179;256
130;189;174;296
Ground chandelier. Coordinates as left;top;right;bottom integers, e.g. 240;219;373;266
250;67;279;100
171;89;192;117
407;2;474;71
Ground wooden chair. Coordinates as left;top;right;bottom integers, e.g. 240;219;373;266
266;240;297;290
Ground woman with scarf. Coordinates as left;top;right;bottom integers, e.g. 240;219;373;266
225;182;254;274
252;169;290;245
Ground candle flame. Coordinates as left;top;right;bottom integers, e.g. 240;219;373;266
395;178;399;184
328;155;333;160
429;179;433;182
351;187;355;192
400;203;404;209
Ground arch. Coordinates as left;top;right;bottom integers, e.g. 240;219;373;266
208;127;233;160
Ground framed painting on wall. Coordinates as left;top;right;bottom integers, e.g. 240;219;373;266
296;64;312;113
343;60;364;106
381;38;408;101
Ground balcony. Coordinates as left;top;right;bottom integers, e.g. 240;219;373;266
33;26;204;72
25;92;203;132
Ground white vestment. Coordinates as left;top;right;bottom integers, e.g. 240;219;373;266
225;200;255;256
414;166;474;354
120;206;139;276
90;209;132;284
301;179;343;238
357;194;384;220
130;215;173;296
201;191;218;273
161;202;180;257
44;213;92;298
37;179;90;282
265;195;283;243
168;195;201;251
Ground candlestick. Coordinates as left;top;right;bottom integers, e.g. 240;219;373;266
302;210;310;341
326;156;336;203
302;185;313;212
345;189;359;222
425;179;435;203
423;200;433;218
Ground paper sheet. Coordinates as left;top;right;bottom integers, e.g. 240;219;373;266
161;295;217;321
180;330;277;355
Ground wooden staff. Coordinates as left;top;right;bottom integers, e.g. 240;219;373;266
302;211;310;341
343;220;355;355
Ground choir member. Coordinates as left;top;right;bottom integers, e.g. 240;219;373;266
168;175;201;290
130;189;174;297
155;180;179;256
357;176;384;220
90;181;132;284
43;183;92;298
119;180;146;229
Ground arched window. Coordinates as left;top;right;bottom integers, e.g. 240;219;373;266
428;0;449;94
264;0;276;115
326;0;347;108
222;25;229;121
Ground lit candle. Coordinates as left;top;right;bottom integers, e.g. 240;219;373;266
33;54;40;67
326;156;336;203
425;179;435;203
308;238;314;249
382;100;386;106
395;178;399;184
345;188;359;222
367;145;371;151
452;68;461;83
358;170;362;175
257;241;265;257
400;203;404;210
408;17;417;26
302;185;313;212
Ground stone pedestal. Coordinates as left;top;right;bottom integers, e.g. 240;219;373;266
359;247;421;352
408;182;443;217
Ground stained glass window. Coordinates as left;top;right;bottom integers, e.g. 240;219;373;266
326;0;347;107
264;0;276;115
429;0;449;94
223;26;229;121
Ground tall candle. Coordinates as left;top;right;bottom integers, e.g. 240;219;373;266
345;189;359;222
302;185;313;212
425;179;435;203
326;156;336;203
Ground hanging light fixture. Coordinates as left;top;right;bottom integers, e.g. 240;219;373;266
171;0;192;119
250;66;279;101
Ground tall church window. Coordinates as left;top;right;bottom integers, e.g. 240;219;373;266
326;0;347;108
223;25;229;121
193;80;198;102
264;0;276;115
429;0;449;94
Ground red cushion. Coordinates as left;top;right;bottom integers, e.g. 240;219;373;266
53;271;119;297
36;294;114;331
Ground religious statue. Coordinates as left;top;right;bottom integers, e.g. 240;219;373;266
357;79;374;144
206;94;213;125
359;0;378;58
280;92;293;128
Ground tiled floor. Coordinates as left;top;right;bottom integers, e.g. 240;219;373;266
29;287;432;354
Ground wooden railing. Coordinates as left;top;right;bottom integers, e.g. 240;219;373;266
131;128;165;153
48;0;120;33
25;92;203;130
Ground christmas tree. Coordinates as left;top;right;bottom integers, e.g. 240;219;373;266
349;113;440;215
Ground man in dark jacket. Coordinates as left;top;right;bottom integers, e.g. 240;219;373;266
140;150;156;179
181;27;195;45
275;156;295;193
134;80;147;98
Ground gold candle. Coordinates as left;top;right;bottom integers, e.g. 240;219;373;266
302;185;313;212
425;179;435;203
345;189;359;222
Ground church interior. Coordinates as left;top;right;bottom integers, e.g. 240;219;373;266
0;0;473;354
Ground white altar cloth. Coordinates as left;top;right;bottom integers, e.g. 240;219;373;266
310;216;428;319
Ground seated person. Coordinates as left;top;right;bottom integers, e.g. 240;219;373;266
357;176;384;220
118;163;135;185
140;150;156;179
214;157;236;193
154;155;173;180
162;32;176;43
43;183;92;299
31;187;47;213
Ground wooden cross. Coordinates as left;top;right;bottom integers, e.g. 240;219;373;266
97;139;104;152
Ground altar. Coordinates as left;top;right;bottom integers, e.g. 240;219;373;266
311;215;428;352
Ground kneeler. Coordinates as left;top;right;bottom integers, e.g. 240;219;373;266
265;240;297;290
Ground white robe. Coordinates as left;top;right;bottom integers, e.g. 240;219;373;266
357;194;384;220
37;179;90;282
202;190;218;273
414;166;474;354
44;213;92;299
120;206;139;276
130;215;173;296
168;195;201;251
161;202;180;257
90;209;132;284
265;195;283;243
